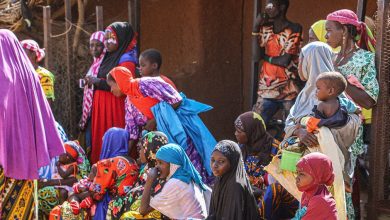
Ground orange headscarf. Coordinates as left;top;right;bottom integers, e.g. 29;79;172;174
64;143;78;160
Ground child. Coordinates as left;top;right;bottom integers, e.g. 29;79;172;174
294;152;337;219
301;72;357;132
208;140;260;220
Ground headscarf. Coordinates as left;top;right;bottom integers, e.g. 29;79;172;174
65;143;78;160
0;29;64;180
296;152;335;207
156;144;206;190
20;39;45;62
234;111;274;165
108;66;137;95
327;9;376;52
64;140;91;179
80;31;106;128
141;131;169;167
97;22;137;77
99;127;129;160
208;140;260;220
284;42;335;137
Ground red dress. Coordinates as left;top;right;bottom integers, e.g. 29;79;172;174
90;62;135;164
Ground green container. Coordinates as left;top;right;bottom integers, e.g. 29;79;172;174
280;150;302;172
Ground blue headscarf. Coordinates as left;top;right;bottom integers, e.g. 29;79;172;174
156;144;206;190
99;127;129;160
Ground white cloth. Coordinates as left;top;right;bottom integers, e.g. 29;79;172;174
150;178;207;220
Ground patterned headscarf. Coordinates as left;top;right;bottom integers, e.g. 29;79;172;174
141;131;169;167
327;9;376;52
80;31;106;128
20;39;45;62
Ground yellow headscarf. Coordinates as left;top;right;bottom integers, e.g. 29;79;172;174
311;20;340;53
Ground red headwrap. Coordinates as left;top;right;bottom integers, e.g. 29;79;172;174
327;9;376;52
65;143;78;160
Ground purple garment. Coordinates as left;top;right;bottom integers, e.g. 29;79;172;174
185;137;214;185
124;77;182;140
0;29;64;180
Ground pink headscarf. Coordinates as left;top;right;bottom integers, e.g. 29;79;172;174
327;9;376;52
296;152;334;205
80;31;106;128
20;39;46;62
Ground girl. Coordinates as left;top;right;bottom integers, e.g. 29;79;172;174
139;144;208;219
208;140;260;220
294;152;337;220
87;22;138;164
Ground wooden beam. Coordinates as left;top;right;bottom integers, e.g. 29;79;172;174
96;6;103;31
250;0;262;107
356;0;367;21
43;6;51;69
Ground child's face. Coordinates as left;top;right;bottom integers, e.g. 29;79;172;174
296;168;314;191
211;150;231;177
58;153;71;164
234;128;248;145
139;56;157;77
107;78;125;97
315;80;333;101
155;159;170;179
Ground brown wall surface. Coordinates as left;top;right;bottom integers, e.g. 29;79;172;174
89;0;377;140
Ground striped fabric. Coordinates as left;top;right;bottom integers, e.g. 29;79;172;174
20;39;45;62
80;31;105;128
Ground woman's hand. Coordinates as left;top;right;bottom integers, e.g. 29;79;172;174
295;128;319;148
146;167;159;182
85;76;100;87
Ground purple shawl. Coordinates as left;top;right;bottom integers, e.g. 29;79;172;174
0;29;64;180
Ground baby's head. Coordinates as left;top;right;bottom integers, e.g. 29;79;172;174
59;143;78;164
139;49;162;77
315;72;347;101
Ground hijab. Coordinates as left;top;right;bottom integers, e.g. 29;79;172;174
0;29;64;180
141;131;169;167
311;20;327;43
284;42;335;137
97;22;136;78
80;31;106;128
208;140;260;220
99;127;129;160
234;111;274;165
156;144;206;190
327;9;376;52
296;152;336;217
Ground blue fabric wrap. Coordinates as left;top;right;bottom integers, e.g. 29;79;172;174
118;47;138;65
151;93;216;176
94;127;129;220
156;144;206;191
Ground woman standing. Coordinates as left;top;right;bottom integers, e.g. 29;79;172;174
86;22;138;164
326;9;379;219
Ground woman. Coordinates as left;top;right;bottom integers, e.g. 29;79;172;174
208;140;260;220
87;22;138;164
107;66;216;184
284;41;361;220
0;29;64;219
109;131;169;219
38;140;90;216
308;20;340;53
137;144;208;219
79;31;106;154
326;9;379;219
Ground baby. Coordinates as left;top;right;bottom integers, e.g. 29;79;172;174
301;72;358;132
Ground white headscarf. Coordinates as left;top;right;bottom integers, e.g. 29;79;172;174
285;42;335;137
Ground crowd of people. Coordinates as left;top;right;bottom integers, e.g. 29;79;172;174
0;0;379;219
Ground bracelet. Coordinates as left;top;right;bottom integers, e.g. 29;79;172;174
251;32;260;36
268;57;273;63
58;179;62;186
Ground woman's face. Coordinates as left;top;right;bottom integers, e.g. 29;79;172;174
296;168;314;191
325;20;344;48
107;77;125;97
308;28;319;44
211;150;231;177
235;127;248;145
156;159;170;179
104;29;119;53
90;39;104;58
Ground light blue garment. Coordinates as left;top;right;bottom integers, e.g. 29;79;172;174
156;144;206;190
292;206;307;220
151;93;216;175
339;93;358;113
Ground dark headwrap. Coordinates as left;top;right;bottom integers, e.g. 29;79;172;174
234;111;275;165
141;131;169;167
97;22;135;79
208;140;260;220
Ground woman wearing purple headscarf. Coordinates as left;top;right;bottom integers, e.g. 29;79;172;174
0;29;64;219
